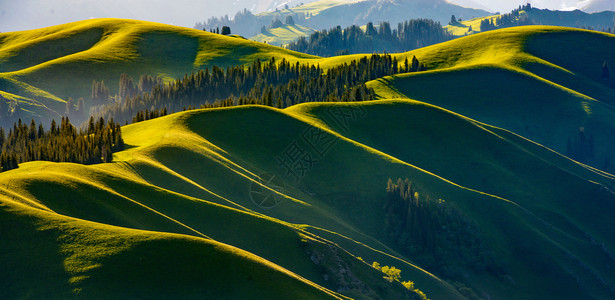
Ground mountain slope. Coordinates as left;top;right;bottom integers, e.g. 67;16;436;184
3;100;615;299
250;24;317;46
0;197;346;299
0;18;317;127
201;0;489;38
368;26;615;172
583;0;615;13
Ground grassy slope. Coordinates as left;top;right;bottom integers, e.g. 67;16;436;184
367;26;615;172
0;18;318;125
0;105;462;300
259;0;365;19
3;101;615;299
250;24;317;46
0;198;345;299
444;15;499;36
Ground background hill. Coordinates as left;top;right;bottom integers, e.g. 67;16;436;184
196;0;490;37
0;18;316;128
446;4;615;36
368;26;615;173
251;24;317;46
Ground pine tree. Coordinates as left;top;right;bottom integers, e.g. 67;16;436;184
411;56;419;72
0;127;4;149
602;61;610;79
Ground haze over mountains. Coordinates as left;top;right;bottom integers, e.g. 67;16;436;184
3;0;614;33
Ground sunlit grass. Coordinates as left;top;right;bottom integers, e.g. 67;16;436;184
250;24;316;46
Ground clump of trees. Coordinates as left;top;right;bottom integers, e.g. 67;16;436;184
383;178;502;279
204;26;231;35
480;4;533;32
91;53;422;125
567;127;594;164
287;19;451;57
0;117;124;172
371;261;428;300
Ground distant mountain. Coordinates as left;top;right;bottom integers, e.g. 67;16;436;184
523;5;615;30
447;4;615;35
196;0;490;37
583;0;615;13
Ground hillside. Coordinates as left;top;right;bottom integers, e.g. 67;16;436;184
368;26;615;173
444;15;499;35
0;18;317;127
250;24;317;46
446;5;615;36
2;101;615;299
198;0;489;37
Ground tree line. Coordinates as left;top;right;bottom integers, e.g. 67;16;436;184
384;178;503;279
91;54;422;125
0;117;124;172
480;4;615;33
287;19;452;57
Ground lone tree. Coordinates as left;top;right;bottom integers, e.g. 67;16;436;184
221;26;231;35
449;15;457;25
602;61;610;79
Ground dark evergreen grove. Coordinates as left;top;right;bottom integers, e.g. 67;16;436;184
479;4;615;33
92;53;423;125
384;178;503;279
0;54;425;171
0;117;124;172
287;19;452;57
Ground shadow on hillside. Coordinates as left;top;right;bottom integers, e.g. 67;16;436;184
0;201;75;298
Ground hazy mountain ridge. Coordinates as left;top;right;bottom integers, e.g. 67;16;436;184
196;0;490;37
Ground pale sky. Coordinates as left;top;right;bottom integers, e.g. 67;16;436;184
0;0;605;33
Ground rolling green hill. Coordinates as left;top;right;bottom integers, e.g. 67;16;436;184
0;18;318;127
3;100;615;299
446;6;615;37
368;26;615;172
